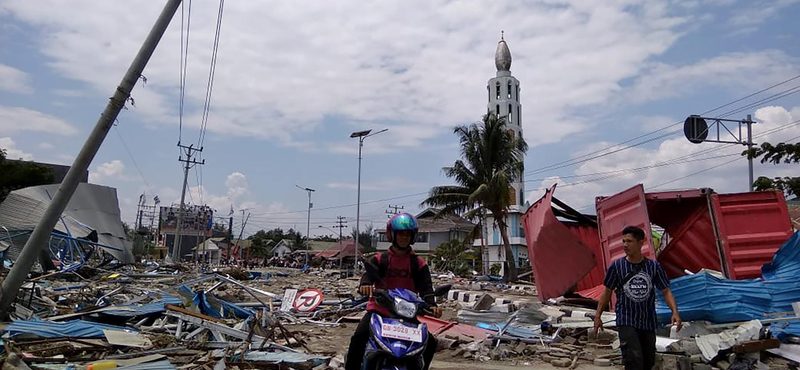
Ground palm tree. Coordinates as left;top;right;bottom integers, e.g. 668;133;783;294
422;113;527;281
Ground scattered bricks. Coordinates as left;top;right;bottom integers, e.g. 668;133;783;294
693;364;713;370
715;361;730;370
552;358;573;367
473;293;495;311
690;355;704;363
542;354;559;363
594;330;617;344
453;347;467;357
437;338;459;351
563;336;578;345
661;354;681;370
515;342;528;354
594;358;613;367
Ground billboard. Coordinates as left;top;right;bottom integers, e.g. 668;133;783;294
159;205;213;237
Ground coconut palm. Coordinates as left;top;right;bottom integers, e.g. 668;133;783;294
422;113;527;281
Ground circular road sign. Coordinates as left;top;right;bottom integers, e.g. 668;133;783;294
684;115;709;144
293;289;324;312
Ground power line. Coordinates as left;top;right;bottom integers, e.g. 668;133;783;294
197;0;225;148
178;0;192;144
247;191;430;217
112;125;153;195
523;74;800;176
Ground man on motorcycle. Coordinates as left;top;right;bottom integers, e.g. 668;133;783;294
344;212;441;370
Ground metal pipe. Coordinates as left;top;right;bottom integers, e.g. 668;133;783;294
0;0;183;318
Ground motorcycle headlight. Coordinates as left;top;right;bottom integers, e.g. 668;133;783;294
393;297;418;319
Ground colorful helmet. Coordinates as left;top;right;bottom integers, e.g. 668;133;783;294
386;213;418;245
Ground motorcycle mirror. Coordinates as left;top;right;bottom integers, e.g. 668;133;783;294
433;285;452;297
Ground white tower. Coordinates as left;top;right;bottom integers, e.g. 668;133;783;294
480;33;528;275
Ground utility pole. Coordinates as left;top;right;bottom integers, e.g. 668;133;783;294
0;0;183;318
334;216;347;270
171;143;203;264
295;185;315;267
236;210;250;262
386;204;404;218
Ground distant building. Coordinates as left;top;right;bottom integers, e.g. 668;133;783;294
376;209;475;254
8;159;89;184
270;239;293;258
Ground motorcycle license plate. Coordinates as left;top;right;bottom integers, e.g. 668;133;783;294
381;323;423;343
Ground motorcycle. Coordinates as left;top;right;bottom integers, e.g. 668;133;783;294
362;285;451;370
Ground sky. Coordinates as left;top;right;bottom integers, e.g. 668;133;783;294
1;0;799;239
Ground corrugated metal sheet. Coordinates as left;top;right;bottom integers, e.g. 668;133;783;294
657;231;800;324
0;183;133;263
522;185;597;300
564;224;604;291
3;319;135;339
595;184;655;269
713;191;794;280
647;190;723;279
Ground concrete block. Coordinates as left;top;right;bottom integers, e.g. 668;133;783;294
473;294;495;310
594;358;613;367
552;359;573;367
490;304;517;313
693;364;712;370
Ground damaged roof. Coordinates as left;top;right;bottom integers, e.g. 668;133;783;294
0;183;134;263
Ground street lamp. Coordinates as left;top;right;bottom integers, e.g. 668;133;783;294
296;185;315;266
350;128;388;272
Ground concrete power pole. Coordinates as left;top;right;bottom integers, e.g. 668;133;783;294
0;0;183;317
386;204;404;218
171;143;203;264
334;216;347;270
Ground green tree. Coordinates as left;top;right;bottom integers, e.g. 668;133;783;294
422;113;528;281
351;223;375;252
433;239;480;277
0;149;54;204
745;141;800;196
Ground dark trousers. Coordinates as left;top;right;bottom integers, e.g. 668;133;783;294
345;312;437;370
618;326;657;370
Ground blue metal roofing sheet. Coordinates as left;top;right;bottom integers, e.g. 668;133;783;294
3;319;135;339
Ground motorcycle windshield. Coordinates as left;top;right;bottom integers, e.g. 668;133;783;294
370;314;428;358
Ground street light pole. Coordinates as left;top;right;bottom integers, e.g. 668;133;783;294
350;128;387;273
296;185;315;267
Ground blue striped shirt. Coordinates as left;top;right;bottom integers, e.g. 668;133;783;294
603;258;669;330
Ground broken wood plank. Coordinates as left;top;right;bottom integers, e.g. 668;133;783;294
733;339;780;353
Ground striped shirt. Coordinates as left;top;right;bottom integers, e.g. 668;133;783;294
603;258;669;330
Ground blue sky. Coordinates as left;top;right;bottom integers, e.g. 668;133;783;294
1;0;799;238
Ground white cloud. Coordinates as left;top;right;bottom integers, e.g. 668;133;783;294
525;104;800;212
729;0;799;27
0;64;32;94
38;142;55;150
0;0;701;149
627;51;798;104
52;89;85;97
0;106;77;135
89;159;127;183
327;178;422;191
0;137;34;160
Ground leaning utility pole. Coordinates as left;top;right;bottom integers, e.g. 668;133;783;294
236;211;250;261
171;143;203;264
0;0;183;318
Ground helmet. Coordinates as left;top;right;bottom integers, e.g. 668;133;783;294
386;213;418;246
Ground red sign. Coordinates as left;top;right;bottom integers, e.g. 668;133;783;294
293;289;323;312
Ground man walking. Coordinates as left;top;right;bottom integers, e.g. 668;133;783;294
594;226;681;370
